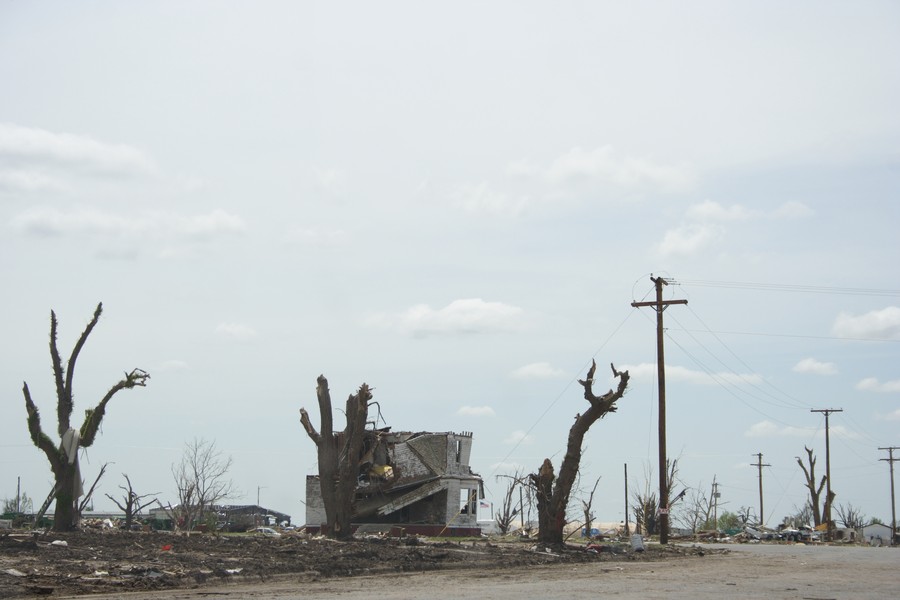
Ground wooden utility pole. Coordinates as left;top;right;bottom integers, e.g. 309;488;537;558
624;463;630;536
811;408;842;541
711;477;719;530
631;275;687;544
879;446;899;545
751;453;770;527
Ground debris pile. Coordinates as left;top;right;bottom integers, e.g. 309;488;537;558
0;528;704;598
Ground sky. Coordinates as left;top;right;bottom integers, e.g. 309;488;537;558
1;1;899;531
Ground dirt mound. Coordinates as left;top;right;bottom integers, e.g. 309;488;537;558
0;530;711;597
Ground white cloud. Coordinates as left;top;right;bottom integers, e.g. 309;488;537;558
453;146;691;216
11;207;246;241
215;323;258;341
623;362;762;386
881;409;900;421
832;306;900;340
657;223;723;257
175;209;246;239
684;200;814;222
857;377;900;393
381;298;527;337
793;357;838;376
504;430;533;445
535;146;693;192
0;123;156;190
457;405;496;417
686;200;756;222
510;362;566;380
772;201;814;219
0;169;61;192
451;182;529;216
744;420;858;439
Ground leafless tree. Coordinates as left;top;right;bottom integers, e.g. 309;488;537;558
22;303;150;531
78;462;109;517
171;438;236;532
633;489;658;536
529;360;629;545
2;492;34;515
796;446;833;527
836;503;867;530
632;458;680;536
737;506;756;527
105;474;159;530
300;375;373;540
676;483;714;534
494;472;526;534
580;475;603;539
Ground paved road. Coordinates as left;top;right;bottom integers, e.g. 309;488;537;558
57;543;899;599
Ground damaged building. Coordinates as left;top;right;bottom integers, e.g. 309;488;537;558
305;430;484;536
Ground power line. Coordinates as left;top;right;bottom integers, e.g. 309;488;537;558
669;311;810;411
678;279;900;298
670;328;900;344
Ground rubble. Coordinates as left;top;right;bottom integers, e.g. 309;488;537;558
0;527;715;598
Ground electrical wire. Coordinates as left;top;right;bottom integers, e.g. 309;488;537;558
487;307;638;480
678;279;900;298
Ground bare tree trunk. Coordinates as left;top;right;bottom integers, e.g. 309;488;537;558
494;473;523;534
107;474;158;530
530;360;629;545
300;375;372;540
797;446;826;527
581;475;602;539
22;303;149;531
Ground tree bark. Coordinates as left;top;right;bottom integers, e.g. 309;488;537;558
300;375;372;540
531;360;629;545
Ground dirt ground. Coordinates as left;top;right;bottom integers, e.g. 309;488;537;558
0;528;709;598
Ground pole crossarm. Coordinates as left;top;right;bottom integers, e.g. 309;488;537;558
630;299;688;309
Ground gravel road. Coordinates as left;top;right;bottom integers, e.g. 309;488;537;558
54;543;898;600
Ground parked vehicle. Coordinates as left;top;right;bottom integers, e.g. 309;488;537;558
251;526;282;537
744;525;781;541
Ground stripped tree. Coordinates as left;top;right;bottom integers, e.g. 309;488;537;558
22;303;150;531
300;375;372;540
106;474;159;530
796;446;832;527
580;474;603;539
530;360;629;545
494;471;527;535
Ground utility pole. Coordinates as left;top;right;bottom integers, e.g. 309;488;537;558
624;463;630;536
632;275;687;544
711;476;719;531
751;453;770;527
811;408;842;541
879;446;899;545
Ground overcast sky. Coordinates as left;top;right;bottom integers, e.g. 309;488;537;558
2;1;899;530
